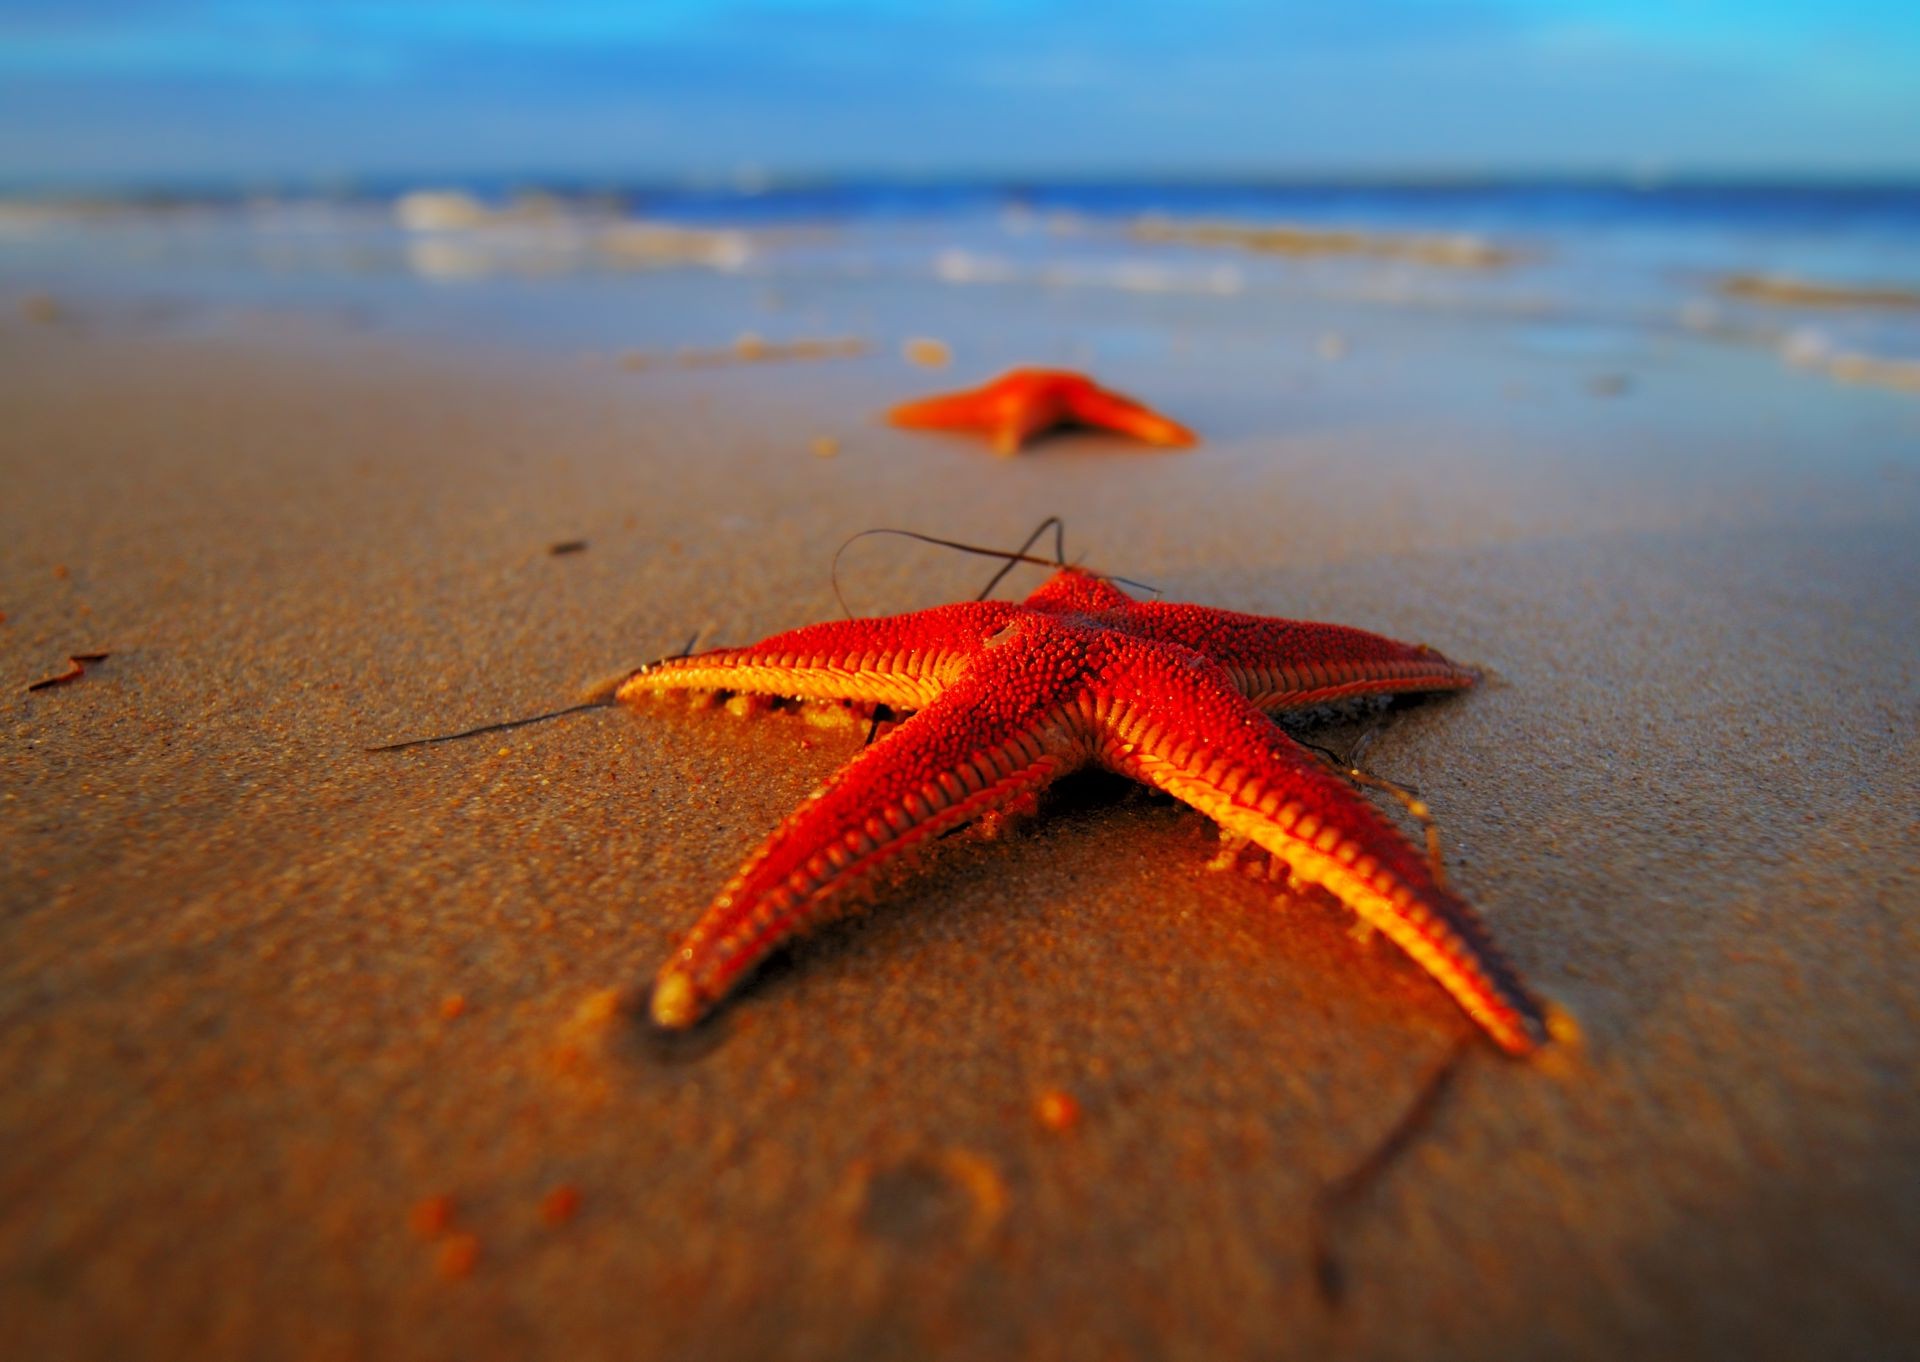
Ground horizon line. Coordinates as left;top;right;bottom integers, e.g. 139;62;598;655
8;165;1920;200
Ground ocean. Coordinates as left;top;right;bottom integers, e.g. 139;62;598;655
5;178;1919;383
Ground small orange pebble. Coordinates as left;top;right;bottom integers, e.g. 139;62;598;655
903;337;952;368
572;987;625;1028
52;564;70;580
408;1194;455;1240
810;435;840;458
888;368;1197;456
539;1184;582;1227
437;1233;481;1280
547;986;632;1088
1035;1089;1082;1133
790;335;868;359
439;994;467;1020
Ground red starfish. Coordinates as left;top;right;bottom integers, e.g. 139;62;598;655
621;565;1550;1055
887;368;1198;456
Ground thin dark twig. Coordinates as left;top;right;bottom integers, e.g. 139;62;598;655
367;699;612;753
1346;723;1447;885
1298;726;1445;886
1293;737;1347;768
368;632;703;754
1348;727;1379;769
832;527;1063;620
975;515;1067;601
830;524;1161;620
864;703;894;747
1309;1034;1474;1309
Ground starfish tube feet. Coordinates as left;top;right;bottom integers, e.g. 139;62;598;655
1098;646;1547;1055
634;647;1080;1027
618;603;1022;712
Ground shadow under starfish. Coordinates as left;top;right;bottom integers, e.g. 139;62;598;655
621;549;1552;1056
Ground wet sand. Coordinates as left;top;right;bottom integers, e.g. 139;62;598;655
3;310;1918;1361
1715;272;1920;311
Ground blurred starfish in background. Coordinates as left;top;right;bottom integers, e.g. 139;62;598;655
622;561;1550;1055
888;368;1198;455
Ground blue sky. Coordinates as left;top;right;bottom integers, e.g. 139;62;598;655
3;1;1918;184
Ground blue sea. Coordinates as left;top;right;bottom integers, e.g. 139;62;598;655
5;178;1919;380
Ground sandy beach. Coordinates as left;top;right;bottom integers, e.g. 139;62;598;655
3;268;1918;1362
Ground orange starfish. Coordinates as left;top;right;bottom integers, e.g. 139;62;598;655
887;368;1198;456
620;565;1550;1055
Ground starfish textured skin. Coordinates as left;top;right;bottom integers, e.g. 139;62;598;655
619;569;1549;1056
887;368;1198;456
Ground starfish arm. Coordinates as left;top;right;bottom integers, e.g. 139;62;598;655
1119;601;1477;711
650;647;1087;1027
1092;645;1546;1055
887;389;994;431
1062;384;1197;447
889;387;1062;456
617;601;1018;710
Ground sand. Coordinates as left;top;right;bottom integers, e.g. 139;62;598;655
3;303;1919;1361
1127;216;1518;268
1715;272;1920;312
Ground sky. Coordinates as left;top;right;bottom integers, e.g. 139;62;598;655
3;0;1919;185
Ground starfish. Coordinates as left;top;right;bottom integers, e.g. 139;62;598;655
887;368;1198;456
619;565;1551;1056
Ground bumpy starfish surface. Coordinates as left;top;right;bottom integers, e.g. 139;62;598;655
888;368;1198;456
619;568;1549;1055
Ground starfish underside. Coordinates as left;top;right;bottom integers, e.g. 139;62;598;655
887;368;1198;456
619;568;1549;1055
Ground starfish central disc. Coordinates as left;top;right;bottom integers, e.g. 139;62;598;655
619;567;1549;1055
